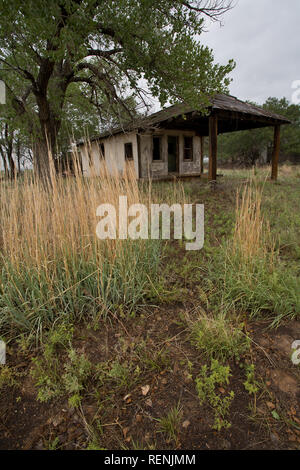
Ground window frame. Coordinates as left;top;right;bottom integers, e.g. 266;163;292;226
152;135;163;162
183;136;194;161
124;142;134;161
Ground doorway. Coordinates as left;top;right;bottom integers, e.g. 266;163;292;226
168;136;179;173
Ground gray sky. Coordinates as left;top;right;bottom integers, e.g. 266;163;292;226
201;0;300;104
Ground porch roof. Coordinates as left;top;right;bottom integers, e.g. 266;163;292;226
77;93;290;144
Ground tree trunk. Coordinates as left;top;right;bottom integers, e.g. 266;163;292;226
7;151;16;179
32;135;53;185
6;142;16;180
16;139;21;173
33;95;61;185
4;124;16;179
0;147;8;178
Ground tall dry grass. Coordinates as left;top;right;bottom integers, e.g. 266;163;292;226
209;176;300;324
0;155;173;339
233;179;276;266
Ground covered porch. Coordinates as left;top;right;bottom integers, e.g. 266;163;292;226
138;94;290;181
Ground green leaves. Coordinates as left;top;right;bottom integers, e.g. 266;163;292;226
0;0;234;158
195;359;234;431
271;410;280;421
219;96;300;164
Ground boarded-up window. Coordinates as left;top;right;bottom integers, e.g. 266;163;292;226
124;142;133;160
152;136;162;161
100;143;105;159
183;136;193;161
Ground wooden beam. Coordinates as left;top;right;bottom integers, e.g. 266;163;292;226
215;109;285;125
200;136;204;175
209;115;218;181
271;125;281;180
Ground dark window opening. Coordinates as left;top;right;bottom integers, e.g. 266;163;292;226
152;136;162;161
183;136;193;161
100;143;105;159
124;142;133;160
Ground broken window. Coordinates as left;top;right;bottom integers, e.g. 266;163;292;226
183;136;193;161
124;142;133;160
152;136;162;161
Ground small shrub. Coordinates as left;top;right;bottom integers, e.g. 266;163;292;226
31;325;92;403
31;355;62;402
108;361;132;387
31;325;73;402
243;364;259;395
95;359;140;390
0;366;16;390
68;393;82;408
63;349;92;397
191;315;250;362
195;359;234;431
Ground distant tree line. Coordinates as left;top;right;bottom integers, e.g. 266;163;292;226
218;97;300;166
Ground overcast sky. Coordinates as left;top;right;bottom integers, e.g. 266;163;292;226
200;0;300;104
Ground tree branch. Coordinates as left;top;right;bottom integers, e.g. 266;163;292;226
86;48;123;58
181;0;234;20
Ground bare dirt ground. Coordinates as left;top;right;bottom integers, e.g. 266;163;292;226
1;308;299;450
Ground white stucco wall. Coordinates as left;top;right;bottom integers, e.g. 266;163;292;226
78;129;201;179
79;132;139;178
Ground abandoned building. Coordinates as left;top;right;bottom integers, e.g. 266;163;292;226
75;93;290;181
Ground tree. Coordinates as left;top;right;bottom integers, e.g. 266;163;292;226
0;119;33;178
0;120;17;178
218;97;300;166
218;126;269;167
0;0;234;182
263;97;300;155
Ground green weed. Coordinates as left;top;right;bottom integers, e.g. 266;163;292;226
195;359;234;431
31;324;92;403
190;314;250;362
243;364;260;395
156;403;182;443
0;366;17;390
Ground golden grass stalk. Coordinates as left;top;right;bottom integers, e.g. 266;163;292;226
0;154;140;266
0;144;187;336
232;178;275;266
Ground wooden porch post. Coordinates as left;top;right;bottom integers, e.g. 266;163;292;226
271;125;281;181
209;115;218;181
200;136;204;175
